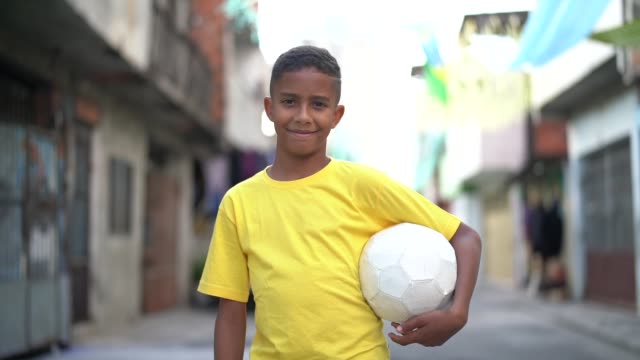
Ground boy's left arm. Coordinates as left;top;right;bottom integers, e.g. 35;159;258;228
388;222;482;347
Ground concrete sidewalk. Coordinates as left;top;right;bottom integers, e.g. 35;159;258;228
38;307;256;360
533;295;640;355
71;308;219;348
495;284;640;356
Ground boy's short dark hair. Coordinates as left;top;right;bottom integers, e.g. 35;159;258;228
270;45;342;102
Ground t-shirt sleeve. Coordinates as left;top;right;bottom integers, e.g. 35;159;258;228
358;170;461;240
197;196;250;302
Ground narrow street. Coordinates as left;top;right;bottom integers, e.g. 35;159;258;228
386;286;639;360
35;284;639;360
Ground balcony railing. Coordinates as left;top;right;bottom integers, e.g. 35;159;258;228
149;0;211;122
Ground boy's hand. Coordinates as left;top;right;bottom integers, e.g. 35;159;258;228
388;309;467;347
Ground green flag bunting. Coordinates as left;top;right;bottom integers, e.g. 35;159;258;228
424;62;448;104
590;19;640;47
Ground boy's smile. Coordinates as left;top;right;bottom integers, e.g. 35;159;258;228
264;67;345;159
287;129;318;139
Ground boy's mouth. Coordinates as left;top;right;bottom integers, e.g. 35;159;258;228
287;129;318;137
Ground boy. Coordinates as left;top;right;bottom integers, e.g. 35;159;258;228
198;45;482;359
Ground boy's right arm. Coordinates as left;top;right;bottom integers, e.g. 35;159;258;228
215;298;247;360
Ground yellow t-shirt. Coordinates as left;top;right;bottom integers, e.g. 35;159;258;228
198;159;461;359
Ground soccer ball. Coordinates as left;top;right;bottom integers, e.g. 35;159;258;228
359;223;457;323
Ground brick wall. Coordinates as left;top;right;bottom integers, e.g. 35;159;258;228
190;0;227;125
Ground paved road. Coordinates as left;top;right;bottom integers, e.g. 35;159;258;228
35;286;638;360
386;287;639;360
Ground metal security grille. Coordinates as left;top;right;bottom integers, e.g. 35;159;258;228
581;138;634;251
0;72;63;357
580;137;636;305
24;131;59;280
0;75;29;283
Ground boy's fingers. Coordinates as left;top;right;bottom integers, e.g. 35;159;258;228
388;331;418;346
399;315;427;333
390;322;403;334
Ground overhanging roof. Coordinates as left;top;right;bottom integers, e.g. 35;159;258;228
540;56;625;117
0;0;221;154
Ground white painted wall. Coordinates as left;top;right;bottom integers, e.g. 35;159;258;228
510;183;528;288
481;119;527;172
633;99;640;315
439;117;527;198
440;127;483;194
569;89;635;158
90;97;147;328
66;0;152;71
565;159;584;301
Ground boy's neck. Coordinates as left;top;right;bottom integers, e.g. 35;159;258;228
268;153;331;181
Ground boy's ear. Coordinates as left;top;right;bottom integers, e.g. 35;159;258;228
332;105;345;129
264;97;273;121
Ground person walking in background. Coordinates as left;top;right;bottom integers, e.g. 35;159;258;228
540;195;565;293
523;190;544;292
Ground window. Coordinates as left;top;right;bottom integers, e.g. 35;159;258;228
109;157;133;235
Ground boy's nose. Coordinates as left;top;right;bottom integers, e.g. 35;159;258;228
295;104;312;123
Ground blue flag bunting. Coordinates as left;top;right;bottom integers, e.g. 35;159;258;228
511;0;611;69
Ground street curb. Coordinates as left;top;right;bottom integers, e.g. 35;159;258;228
522;294;640;357
541;305;640;357
486;283;640;357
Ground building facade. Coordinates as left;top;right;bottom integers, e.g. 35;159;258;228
531;0;640;312
0;0;227;356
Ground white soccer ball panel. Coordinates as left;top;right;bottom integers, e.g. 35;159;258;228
402;280;446;315
379;265;410;298
435;258;457;295
359;256;380;300
366;233;405;269
399;242;440;281
368;292;410;323
438;239;457;264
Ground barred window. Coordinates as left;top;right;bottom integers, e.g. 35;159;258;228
109;157;133;235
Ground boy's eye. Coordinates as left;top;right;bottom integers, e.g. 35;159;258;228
281;99;294;105
313;101;327;108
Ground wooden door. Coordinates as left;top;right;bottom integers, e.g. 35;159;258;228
69;123;91;323
142;171;179;313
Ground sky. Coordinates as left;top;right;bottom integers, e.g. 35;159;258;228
257;0;538;65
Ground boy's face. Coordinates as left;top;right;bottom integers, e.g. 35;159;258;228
264;67;345;159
